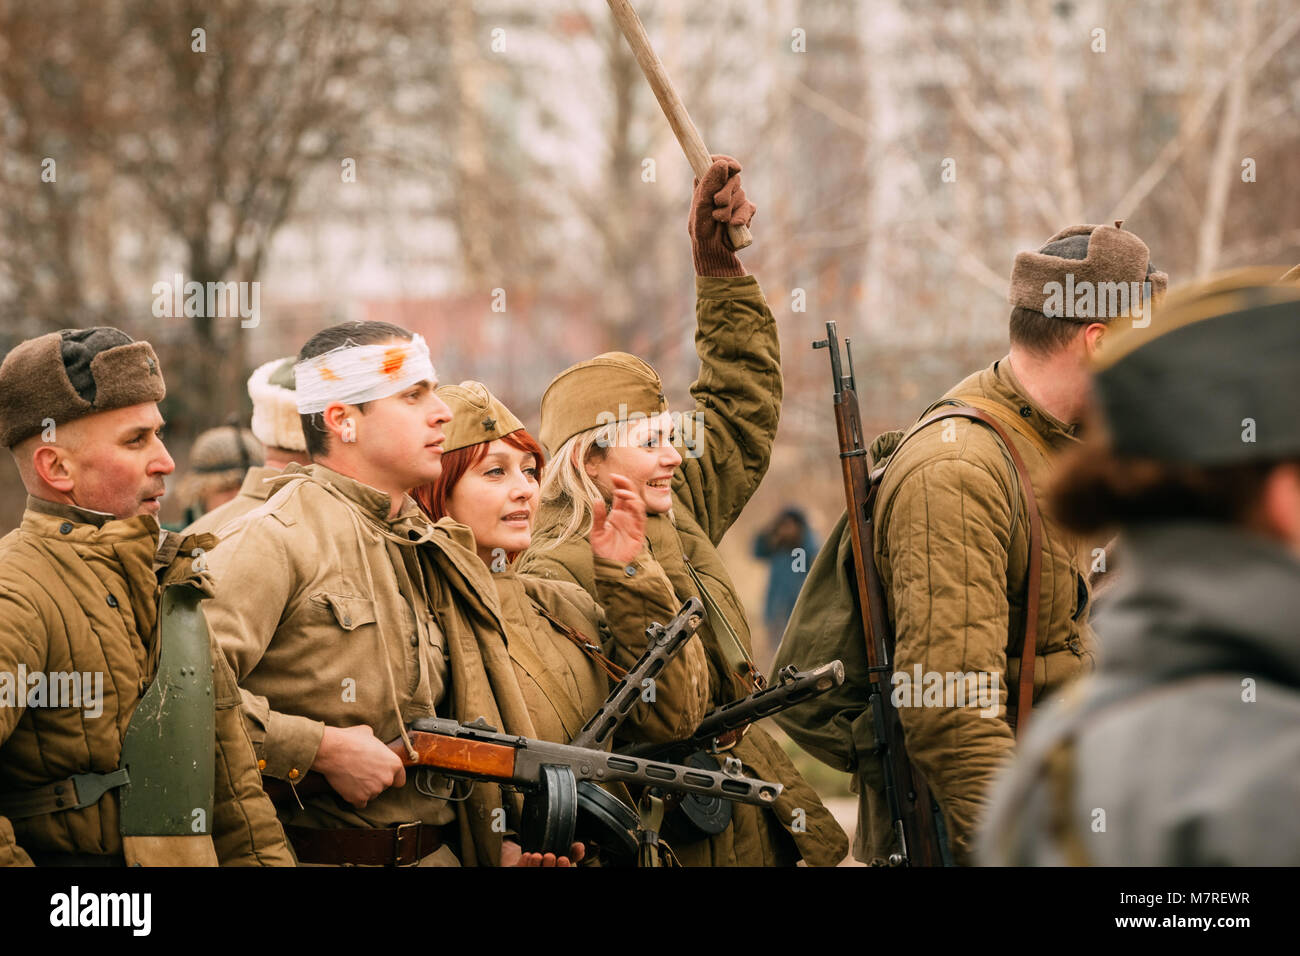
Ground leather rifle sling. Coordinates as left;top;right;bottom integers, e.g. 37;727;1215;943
893;405;1044;737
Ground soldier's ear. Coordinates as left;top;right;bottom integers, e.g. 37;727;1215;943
576;441;602;479
32;443;75;493
321;402;352;442
1083;322;1107;358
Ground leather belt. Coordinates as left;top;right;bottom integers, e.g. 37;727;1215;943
285;822;444;867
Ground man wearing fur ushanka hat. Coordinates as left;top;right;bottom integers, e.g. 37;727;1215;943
0;327;291;866
774;222;1167;865
520;155;849;867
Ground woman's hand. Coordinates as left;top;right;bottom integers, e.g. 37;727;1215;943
501;839;586;867
590;474;647;565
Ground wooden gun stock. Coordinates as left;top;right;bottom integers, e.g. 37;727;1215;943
391;731;517;780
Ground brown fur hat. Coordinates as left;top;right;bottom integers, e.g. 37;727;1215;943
1009;222;1168;317
0;328;165;448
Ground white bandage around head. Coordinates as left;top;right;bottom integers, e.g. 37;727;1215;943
294;334;437;414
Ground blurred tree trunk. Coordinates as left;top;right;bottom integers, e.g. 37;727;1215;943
1196;1;1255;275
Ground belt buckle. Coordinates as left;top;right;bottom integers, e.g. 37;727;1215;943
393;821;423;866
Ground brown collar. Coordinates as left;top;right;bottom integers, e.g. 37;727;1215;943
986;357;1081;448
277;462;425;526
25;494;118;528
237;465;283;502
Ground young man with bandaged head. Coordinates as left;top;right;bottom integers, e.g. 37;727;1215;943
202;322;580;866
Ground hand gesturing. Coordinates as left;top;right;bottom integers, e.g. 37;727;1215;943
590;474;647;565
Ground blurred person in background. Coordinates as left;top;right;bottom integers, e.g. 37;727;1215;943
980;270;1300;866
751;507;818;670
176;425;263;528
185;357;309;536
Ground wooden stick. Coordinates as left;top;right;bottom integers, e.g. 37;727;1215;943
605;0;753;250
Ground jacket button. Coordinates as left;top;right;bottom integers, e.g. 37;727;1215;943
106;594;119;608
342;615;352;628
288;769;300;781
624;564;637;577
257;759;266;771
1019;406;1033;418
54;785;64;795
410;632;419;647
59;522;73;534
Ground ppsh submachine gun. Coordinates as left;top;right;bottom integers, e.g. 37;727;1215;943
266;599;785;860
612;660;846;847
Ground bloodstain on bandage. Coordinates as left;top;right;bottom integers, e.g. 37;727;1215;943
381;348;407;378
318;366;340;382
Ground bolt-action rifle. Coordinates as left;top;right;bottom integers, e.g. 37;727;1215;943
813;320;948;867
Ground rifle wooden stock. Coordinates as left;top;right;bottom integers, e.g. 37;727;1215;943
263;733;522;808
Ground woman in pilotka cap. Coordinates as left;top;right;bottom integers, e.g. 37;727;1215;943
517;157;849;867
412;382;710;862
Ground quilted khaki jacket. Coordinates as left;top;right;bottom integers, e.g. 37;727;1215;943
775;357;1097;864
0;497;292;867
204;464;553;865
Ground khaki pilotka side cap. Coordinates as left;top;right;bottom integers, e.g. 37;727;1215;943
437;381;526;453
1009;222;1169;315
1092;267;1300;466
0;328;165;448
538;351;668;456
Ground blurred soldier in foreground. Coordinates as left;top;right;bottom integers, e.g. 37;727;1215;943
774;223;1166;864
177;426;263;527
979;270;1300;865
0;328;291;866
185;357;309;536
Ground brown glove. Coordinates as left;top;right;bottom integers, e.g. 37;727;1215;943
688;154;756;277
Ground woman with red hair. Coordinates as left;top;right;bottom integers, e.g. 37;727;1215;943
413;382;710;863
